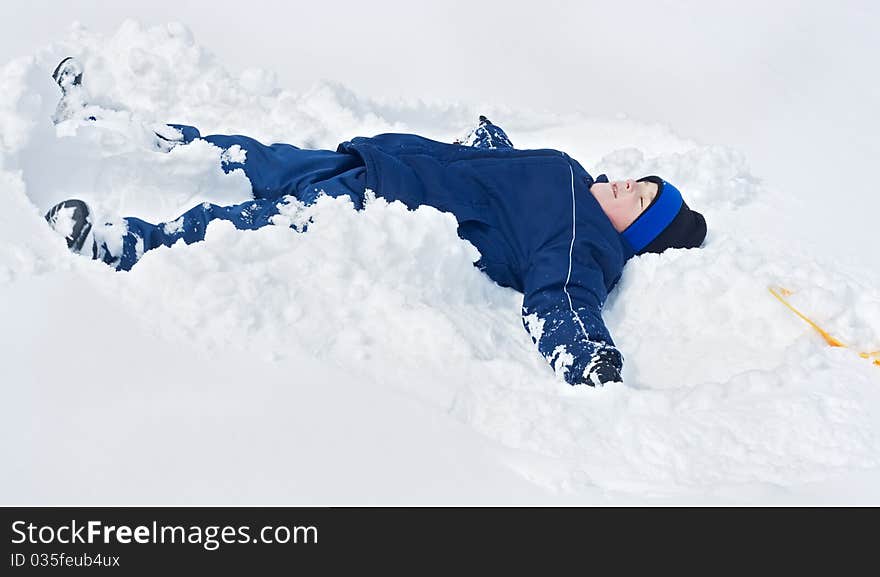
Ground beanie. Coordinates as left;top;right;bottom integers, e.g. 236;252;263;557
621;176;707;255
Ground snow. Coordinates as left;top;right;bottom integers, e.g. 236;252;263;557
1;19;879;505
46;203;78;239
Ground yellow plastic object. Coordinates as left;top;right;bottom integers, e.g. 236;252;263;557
768;286;879;368
858;351;880;367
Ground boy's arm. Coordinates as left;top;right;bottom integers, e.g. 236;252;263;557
521;255;623;387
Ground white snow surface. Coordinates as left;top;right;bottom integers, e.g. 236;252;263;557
2;22;879;505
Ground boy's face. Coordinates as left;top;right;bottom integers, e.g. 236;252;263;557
590;179;659;232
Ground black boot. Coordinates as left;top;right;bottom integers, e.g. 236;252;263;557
52;57;84;93
51;57;95;124
45;199;94;253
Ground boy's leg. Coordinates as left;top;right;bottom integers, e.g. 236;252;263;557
165;124;364;203
47;156;367;271
97;197;288;271
96;161;367;271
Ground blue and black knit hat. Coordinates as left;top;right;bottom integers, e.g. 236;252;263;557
621;175;707;255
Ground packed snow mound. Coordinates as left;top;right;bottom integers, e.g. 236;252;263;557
1;21;878;504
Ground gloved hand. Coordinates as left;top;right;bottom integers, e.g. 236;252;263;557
454;115;513;149
454;115;493;145
582;347;623;387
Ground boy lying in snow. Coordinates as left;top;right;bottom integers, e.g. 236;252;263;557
45;58;707;387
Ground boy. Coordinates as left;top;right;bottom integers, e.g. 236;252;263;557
46;58;707;388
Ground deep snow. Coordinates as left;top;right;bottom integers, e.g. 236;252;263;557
1;21;879;504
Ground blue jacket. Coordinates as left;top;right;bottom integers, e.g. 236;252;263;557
337;132;635;385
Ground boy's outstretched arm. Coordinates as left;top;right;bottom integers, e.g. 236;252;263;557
521;256;623;387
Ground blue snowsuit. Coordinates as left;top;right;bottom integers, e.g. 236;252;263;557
112;121;634;385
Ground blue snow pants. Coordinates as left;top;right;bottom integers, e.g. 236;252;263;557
107;120;513;271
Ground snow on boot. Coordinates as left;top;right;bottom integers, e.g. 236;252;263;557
51;57;93;124
153;123;187;152
52;56;84;92
45;199;95;254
